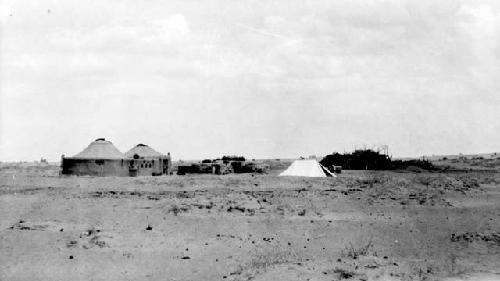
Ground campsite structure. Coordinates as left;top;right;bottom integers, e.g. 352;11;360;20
61;138;172;177
279;159;335;177
177;156;270;175
125;144;172;176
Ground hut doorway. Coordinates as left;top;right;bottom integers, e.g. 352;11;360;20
162;159;169;174
129;160;138;177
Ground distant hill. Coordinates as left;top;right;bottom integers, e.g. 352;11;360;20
421;152;500;161
431;154;500;171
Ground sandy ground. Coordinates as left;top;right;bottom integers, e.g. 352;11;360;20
1;167;500;281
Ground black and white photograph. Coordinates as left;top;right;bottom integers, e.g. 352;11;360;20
1;0;500;280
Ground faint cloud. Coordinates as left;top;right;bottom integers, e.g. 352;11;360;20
458;4;500;51
48;14;191;50
0;3;12;21
263;16;286;27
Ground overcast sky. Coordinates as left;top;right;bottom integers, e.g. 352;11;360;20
1;0;499;162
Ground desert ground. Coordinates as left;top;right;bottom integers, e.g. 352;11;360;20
1;161;500;281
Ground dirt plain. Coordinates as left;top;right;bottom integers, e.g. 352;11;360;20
1;162;500;281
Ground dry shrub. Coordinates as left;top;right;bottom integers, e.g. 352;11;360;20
407;256;471;281
341;239;374;259
410;263;435;281
362;176;410;201
333;267;356;279
89;236;108;248
414;174;435;187
248;250;296;269
447;255;472;278
479;175;499;185
357;174;389;186
167;204;189;215
229;249;298;279
456;175;480;189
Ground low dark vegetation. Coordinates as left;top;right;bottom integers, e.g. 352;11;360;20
391;159;436;171
320;149;437;171
221;155;246;162
321;150;391;170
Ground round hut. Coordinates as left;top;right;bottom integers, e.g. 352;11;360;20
125;144;172;176
61;138;129;176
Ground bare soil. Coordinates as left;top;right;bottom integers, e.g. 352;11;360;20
1;166;500;281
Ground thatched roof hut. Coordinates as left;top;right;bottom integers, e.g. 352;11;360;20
125;144;164;159
72;138;124;159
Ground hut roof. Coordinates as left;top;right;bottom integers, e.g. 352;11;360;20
72;139;125;159
125;144;164;159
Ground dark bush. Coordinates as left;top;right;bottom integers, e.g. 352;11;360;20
222;155;246;162
320;149;436;171
320;150;391;170
391;159;436;170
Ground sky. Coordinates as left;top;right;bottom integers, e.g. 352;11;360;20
1;0;500;162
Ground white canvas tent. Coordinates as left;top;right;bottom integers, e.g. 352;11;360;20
279;159;336;177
